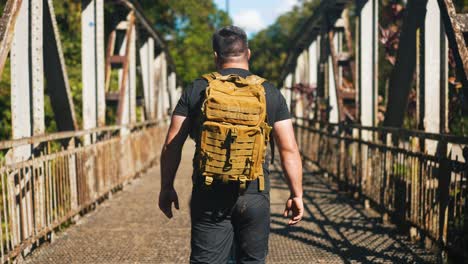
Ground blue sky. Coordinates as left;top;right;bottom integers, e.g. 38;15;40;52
213;0;299;37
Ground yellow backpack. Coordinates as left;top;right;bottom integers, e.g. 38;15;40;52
196;72;272;191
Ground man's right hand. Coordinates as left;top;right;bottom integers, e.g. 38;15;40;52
283;196;304;225
158;188;179;218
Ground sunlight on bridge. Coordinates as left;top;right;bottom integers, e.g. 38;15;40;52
0;0;466;263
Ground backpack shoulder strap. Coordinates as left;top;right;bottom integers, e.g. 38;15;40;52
245;75;266;85
202;72;222;82
258;80;275;165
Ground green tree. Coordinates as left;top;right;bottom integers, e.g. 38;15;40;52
138;0;231;86
249;1;319;87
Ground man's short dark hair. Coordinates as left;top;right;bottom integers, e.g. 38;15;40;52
212;26;248;61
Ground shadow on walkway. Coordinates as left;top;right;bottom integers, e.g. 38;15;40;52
23;144;438;263
267;162;439;264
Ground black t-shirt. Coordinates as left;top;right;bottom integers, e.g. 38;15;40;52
173;68;290;193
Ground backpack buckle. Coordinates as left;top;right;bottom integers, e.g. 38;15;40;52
205;175;214;186
238;176;247;190
203;152;212;161
230;128;238;140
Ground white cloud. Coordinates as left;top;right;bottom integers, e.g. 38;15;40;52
275;0;299;15
233;9;266;34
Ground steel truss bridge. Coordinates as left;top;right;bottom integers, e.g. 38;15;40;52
0;0;466;263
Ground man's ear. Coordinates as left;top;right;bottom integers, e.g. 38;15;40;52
214;52;219;67
247;49;251;60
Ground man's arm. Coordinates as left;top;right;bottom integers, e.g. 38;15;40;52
273;119;303;225
158;115;190;218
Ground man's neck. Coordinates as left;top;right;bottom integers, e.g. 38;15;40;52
218;62;249;71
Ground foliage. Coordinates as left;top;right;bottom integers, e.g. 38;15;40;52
249;1;319;87
0;0;229;140
53;1;83;128
0;1;83;138
454;0;468;12
0;61;11;139
138;0;231;87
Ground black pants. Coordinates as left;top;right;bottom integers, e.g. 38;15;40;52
190;184;270;264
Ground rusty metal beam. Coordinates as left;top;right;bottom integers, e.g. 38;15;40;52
359;0;378;129
44;0;78;131
280;0;352;82
424;0;446;153
105;30;116;92
0;0;22;79
456;14;468;32
139;37;155;119
82;0;106;131
168;71;177;114
437;0;468;86
117;0;176;74
383;0;428;128
328;29;344;122
116;13;136;125
9;0;45;248
282;73;293;111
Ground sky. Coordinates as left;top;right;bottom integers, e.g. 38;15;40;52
213;0;299;37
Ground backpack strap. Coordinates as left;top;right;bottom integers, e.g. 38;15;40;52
245;75;266;85
258;174;265;191
202;72;223;82
203;72;266;86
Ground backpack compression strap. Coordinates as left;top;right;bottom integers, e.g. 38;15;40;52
202;72;222;82
202;72;266;86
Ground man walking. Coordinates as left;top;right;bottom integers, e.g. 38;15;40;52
158;26;303;263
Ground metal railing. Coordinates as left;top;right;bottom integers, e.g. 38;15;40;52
0;121;166;262
294;118;467;258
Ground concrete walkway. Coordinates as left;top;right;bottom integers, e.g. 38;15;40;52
24;142;438;263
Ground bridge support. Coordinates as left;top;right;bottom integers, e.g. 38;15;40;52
139;38;156;120
357;0;379;205
44;0;77;132
155;53;169;122
294;51;307;124
168;71;177;113
424;0;448;154
9;0;45;246
81;0;106;204
282;73;293;113
358;0;378;130
117;16;137;127
82;0;105;132
308;40;319;119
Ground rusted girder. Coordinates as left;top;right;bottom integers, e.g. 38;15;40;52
0;0;22;79
280;0;352;83
116;12;136;125
383;0;428;128
437;0;468;87
44;0;78;131
116;0;177;76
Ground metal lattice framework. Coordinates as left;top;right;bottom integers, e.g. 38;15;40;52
0;0;178;262
282;0;468;259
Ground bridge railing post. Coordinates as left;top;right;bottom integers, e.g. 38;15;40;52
336;123;343;190
68;138;79;215
351;127;360;198
437;140;450;250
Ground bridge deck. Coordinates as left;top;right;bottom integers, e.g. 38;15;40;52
24;143;437;263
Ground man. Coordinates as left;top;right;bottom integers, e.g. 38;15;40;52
158;26;303;263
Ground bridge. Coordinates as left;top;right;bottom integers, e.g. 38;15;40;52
0;0;466;263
